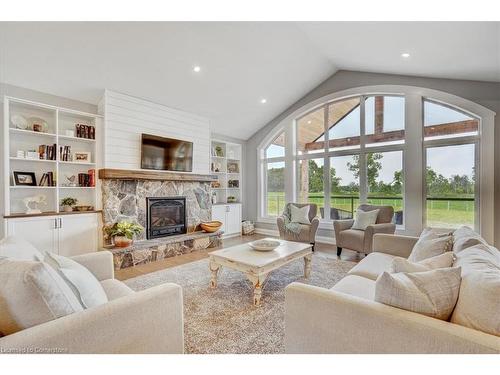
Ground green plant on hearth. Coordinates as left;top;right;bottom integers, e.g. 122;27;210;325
60;197;77;207
105;220;144;240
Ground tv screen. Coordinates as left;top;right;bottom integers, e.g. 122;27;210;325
141;134;193;172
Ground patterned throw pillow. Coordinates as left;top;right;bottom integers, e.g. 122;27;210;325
351;209;379;230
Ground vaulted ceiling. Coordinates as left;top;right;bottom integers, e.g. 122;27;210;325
0;22;498;140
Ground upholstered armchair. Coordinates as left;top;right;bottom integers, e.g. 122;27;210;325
277;203;320;251
333;204;396;256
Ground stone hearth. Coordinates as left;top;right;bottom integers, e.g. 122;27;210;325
100;171;217;269
108;230;223;269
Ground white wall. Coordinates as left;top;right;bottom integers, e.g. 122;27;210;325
101;90;210;174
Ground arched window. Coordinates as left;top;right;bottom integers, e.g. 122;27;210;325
257;86;494;242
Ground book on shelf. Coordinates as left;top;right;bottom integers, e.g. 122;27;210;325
38;144;57;160
75;124;95;139
59;145;72;161
39;171;56;186
77;169;95;187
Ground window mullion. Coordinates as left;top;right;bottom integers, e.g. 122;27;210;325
323;105;331;220
359;96;367;202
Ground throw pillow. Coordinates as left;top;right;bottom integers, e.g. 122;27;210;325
42;252;108;309
391;252;455;273
0;258;83;335
0;235;44;261
375;267;462;320
452;225;486;254
290;205;310;225
408;227;453;262
351;209;379;230
449;244;500;336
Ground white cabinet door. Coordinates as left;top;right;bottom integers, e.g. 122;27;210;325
58;214;98;257
212;205;227;233
225;204;241;235
6;216;58;253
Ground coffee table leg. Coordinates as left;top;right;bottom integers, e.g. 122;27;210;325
247;274;267;307
209;258;220;288
304;254;312;278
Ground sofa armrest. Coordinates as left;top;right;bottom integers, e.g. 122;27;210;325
0;283;184;354
71;251;114;281
372;233;418;258
285;282;500;354
309;217;320;243
364;223;396;252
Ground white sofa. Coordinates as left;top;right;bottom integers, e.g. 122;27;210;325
285;232;500;354
0;250;184;354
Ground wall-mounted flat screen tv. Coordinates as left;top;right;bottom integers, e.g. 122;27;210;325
141;134;193;172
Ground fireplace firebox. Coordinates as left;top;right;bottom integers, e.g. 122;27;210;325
146;197;187;239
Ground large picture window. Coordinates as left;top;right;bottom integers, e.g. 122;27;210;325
258;87;492;241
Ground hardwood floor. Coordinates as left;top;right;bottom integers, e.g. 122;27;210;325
115;234;361;281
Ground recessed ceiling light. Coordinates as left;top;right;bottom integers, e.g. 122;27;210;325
193;66;201;72
401;53;410;58
260;98;267;104
307;120;312;124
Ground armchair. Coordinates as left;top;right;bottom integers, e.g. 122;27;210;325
333;204;395;256
277;203;319;251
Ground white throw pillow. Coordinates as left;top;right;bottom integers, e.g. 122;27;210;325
0;258;83;336
450;244;500;336
0;235;44;261
351;209;379;230
375;267;462;320
452;226;486;254
408;228;453;262
42;252;108;309
290;205;310;225
391;252;455;273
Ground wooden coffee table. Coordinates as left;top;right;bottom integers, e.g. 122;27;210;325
208;238;313;306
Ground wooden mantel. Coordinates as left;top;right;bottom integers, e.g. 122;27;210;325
98;168;217;182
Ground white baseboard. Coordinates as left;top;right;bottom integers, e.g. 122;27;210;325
254;228;336;246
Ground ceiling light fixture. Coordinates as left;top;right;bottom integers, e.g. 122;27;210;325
193;66;201;72
401;53;410;58
307;120;312;124
260;98;267;104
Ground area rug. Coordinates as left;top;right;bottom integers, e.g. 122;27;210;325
125;253;356;354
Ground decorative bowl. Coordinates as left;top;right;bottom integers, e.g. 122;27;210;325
74;205;93;211
200;221;223;233
248;239;281;251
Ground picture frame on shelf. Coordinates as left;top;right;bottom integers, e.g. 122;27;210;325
72;151;91;163
13;171;37;186
227;161;239;173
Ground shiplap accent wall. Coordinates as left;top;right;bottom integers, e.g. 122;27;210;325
102;90;210;174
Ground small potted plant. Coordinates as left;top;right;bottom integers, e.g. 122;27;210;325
104;220;144;248
60;197;77;212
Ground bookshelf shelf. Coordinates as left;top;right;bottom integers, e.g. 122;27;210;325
3;96;102;215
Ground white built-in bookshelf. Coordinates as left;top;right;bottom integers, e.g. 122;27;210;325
210;139;242;204
3;96;103;216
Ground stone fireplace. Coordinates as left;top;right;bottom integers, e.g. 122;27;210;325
146;196;187;239
99;169;221;269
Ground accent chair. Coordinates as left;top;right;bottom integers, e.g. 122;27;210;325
277;203;320;251
333;204;396;256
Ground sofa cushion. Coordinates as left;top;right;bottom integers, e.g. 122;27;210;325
348;252;396;280
408;228;453;262
331;275;375;300
0;236;43;261
452;226;487;254
375;267;462;321
0;258;83;336
100;279;135;300
339;229;365;251
391;252;455;273
450;244;500;336
43;252;108;309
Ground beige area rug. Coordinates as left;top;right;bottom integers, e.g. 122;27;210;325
125;253;356;354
